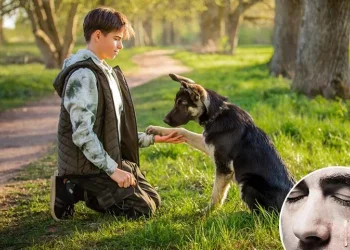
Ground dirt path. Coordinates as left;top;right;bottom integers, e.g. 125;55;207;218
0;50;191;186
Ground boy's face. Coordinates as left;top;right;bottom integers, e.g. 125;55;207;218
94;29;124;60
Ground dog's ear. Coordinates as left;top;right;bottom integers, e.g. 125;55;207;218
169;73;196;92
169;74;195;84
169;74;206;102
186;84;206;102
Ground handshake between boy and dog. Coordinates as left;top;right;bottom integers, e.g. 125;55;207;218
146;74;294;212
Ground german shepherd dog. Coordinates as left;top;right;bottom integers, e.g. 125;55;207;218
147;74;295;212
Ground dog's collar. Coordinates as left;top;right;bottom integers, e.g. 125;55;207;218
200;103;229;127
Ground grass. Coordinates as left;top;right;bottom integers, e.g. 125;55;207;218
0;44;153;112
2;46;350;249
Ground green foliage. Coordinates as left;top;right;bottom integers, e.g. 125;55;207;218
1;46;350;249
0;64;58;112
238;24;273;45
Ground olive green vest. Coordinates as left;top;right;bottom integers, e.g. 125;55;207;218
53;58;139;176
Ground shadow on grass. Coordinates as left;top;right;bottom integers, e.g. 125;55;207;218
0;203;109;249
0;177;278;250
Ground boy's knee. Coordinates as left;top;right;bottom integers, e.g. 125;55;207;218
142;193;161;217
152;192;161;208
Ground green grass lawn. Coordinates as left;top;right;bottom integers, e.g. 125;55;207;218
1;46;350;249
0;44;152;112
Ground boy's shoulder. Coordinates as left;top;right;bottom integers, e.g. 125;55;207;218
68;67;96;82
54;59;100;98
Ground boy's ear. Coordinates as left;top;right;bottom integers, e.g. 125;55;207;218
92;30;102;41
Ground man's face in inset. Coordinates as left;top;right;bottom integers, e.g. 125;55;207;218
280;167;350;250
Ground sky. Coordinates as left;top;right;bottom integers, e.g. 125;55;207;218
3;15;16;29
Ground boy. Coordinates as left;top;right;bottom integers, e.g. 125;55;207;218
51;7;184;221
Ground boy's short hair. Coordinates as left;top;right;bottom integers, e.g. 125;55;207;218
83;7;135;42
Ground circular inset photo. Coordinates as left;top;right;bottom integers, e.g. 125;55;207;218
280;167;350;250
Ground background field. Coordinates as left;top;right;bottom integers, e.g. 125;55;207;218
1;46;350;249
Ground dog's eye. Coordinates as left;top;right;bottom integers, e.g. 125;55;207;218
176;99;188;106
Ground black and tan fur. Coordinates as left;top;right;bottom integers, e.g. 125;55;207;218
147;73;295;212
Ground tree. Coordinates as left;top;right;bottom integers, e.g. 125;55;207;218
269;0;303;78
0;12;5;45
198;0;273;54
0;0;17;45
156;0;205;46
199;0;224;51
16;0;80;69
291;0;350;99
224;0;268;55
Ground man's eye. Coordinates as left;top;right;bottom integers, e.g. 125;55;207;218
331;187;350;206
286;191;307;203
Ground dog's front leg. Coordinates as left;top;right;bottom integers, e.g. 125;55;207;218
146;125;176;136
207;166;234;211
146;125;208;154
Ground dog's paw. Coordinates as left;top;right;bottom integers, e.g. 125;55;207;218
146;125;162;135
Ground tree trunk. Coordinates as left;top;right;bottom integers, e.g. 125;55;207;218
225;0;261;55
20;0;79;69
0;0;5;45
269;0;303;78
142;19;154;46
59;2;78;66
169;21;175;45
132;17;145;47
225;9;242;55
0;16;5;45
291;0;350;99
162;18;171;46
200;1;221;49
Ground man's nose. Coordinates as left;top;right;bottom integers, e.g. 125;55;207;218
292;195;330;244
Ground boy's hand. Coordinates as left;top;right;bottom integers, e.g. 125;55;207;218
154;131;186;144
110;168;136;188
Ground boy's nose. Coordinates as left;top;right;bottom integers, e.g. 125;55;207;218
117;41;123;49
292;196;330;244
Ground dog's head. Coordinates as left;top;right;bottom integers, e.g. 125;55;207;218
164;74;209;127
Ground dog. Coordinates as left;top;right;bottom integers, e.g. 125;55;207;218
146;73;295;212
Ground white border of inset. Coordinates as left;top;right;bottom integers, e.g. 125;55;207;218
279;166;350;250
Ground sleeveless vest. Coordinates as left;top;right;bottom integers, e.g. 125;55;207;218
53;58;139;175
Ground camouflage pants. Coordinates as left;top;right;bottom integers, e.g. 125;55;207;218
68;160;160;218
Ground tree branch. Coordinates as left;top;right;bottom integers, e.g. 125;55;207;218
20;0;39;32
244;15;274;22
32;0;50;34
61;2;79;63
261;0;274;10
42;0;61;51
35;28;57;53
54;0;62;12
242;0;262;12
34;28;59;68
0;0;20;16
